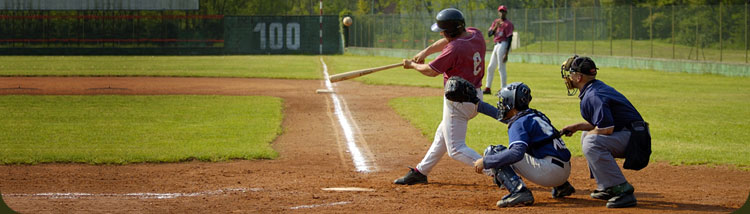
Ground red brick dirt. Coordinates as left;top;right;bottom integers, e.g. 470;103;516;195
0;77;748;213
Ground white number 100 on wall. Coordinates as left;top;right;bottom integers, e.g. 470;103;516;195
253;22;301;50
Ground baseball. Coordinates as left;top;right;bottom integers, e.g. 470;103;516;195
342;16;352;27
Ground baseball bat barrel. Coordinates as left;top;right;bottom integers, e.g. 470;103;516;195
328;62;404;83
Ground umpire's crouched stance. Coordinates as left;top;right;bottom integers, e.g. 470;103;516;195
559;56;651;208
472;82;576;208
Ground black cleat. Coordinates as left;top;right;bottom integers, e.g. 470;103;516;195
393;167;427;185
606;192;637;208
552;181;576;198
497;188;534;207
592;182;634;200
590;189;612;200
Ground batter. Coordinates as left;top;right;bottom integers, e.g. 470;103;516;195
394;8;486;185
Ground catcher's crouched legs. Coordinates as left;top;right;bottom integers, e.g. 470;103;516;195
484;145;534;207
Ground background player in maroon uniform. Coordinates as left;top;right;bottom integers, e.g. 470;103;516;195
483;5;514;94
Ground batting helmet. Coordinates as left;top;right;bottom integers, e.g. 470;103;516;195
497;82;532;122
431;8;465;38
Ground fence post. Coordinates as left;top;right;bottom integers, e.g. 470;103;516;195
630;4;633;57
556;6;559;54
650;6;653;58
574;6;577;54
592;6;595;55
719;2;722;62
525;8;528;52
695;14;699;60
672;5;675;59
610;7;613;56
746;1;748;63
539;8;543;53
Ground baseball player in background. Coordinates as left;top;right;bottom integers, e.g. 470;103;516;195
473;82;576;207
560;56;648;208
483;5;514;94
395;8;487;185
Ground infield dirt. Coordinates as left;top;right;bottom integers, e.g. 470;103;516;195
0;77;748;213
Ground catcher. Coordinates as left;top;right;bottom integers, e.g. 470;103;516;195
471;82;576;207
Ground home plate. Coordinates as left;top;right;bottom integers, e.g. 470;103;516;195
321;187;375;192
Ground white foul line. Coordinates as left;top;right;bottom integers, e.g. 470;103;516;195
1;188;260;199
290;201;351;210
320;57;371;173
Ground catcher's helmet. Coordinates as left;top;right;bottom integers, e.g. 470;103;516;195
431;8;465;37
497;82;532;121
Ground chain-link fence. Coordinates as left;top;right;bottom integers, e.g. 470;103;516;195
0;11;224;49
347;3;750;64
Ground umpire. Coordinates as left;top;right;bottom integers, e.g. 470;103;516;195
559;56;650;208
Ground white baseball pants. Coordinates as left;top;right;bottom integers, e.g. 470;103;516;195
512;155;571;187
416;88;483;176
486;41;509;89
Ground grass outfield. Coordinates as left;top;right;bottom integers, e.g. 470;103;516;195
516;39;750;64
323;54;750;168
0;95;282;164
0;55;322;79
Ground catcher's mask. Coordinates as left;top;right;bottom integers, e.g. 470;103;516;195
561;55;599;96
497;82;532;124
560;55;579;96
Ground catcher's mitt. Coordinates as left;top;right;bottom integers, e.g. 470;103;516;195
445;76;480;104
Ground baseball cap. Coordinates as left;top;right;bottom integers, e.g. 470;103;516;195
498;5;507;12
571;57;598;75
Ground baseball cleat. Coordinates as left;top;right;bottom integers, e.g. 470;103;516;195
496;187;534;207
606;192;637;208
483;87;492;94
551;181;576;198
393;167;427;185
590;189;612;200
593;182;634;200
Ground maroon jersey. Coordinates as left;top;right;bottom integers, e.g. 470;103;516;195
489;18;514;43
429;27;486;88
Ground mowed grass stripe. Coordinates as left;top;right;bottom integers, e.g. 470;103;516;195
0;95;282;164
0;55;322;79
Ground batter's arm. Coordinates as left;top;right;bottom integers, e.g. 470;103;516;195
403;59;439;77
412;38;449;63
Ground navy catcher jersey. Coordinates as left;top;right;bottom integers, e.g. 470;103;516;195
508;111;571;161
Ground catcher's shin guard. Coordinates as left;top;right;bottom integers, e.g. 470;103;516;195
494;165;526;193
494;165;534;207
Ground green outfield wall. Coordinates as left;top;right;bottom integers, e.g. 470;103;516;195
224;16;341;55
346;47;749;77
0;15;342;55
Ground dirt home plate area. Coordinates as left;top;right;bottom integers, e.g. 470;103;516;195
0;77;748;213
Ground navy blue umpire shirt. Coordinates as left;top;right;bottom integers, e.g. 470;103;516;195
579;79;643;131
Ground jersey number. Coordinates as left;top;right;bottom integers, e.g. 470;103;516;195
472;52;482;76
533;116;568;150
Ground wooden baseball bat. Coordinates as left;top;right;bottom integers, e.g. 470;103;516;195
329;62;404;83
